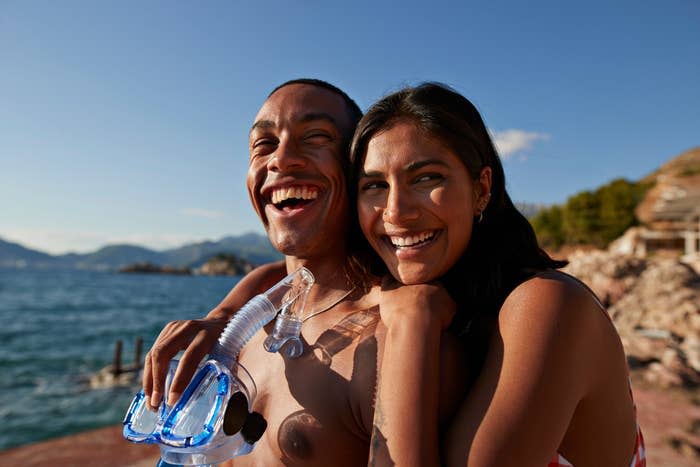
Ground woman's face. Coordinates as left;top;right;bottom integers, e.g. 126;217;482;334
357;121;491;284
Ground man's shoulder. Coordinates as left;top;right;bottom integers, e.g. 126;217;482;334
247;261;287;293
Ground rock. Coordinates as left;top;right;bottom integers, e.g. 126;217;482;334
564;248;700;389
195;253;254;276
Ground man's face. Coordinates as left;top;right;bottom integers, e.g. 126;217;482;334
247;84;352;258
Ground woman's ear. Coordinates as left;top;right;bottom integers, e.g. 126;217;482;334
475;167;493;214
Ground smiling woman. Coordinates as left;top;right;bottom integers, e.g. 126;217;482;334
350;83;646;467
357;121;490;284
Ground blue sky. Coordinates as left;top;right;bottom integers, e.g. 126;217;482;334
1;0;698;254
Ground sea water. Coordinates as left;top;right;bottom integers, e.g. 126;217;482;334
0;269;239;451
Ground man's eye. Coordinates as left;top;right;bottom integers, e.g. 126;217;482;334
304;132;331;143
253;138;276;148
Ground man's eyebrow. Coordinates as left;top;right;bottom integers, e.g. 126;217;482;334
249;113;340;136
299;112;338;127
360;158;449;178
249;119;275;135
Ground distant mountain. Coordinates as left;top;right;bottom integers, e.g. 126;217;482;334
0;238;57;268
73;244;168;271
0;233;282;271
162;233;280;267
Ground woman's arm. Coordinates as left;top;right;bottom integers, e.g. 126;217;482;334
369;281;459;466
143;260;286;409
444;274;607;467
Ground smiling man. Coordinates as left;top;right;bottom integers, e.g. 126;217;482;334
144;79;384;466
226;80;383;465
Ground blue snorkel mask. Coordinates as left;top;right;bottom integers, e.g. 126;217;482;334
123;267;314;466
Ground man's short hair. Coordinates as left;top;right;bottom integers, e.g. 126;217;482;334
268;78;363;141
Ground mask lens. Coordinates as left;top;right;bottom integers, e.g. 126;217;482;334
123;359;178;443
123;390;160;442
161;362;230;447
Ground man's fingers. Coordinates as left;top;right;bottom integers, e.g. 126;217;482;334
142;352;153;397
147;323;190;409
166;332;214;406
139;319;225;410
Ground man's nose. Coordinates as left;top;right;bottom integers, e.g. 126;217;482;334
382;187;420;224
266;137;306;172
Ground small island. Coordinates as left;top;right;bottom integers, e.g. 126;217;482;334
118;253;255;276
194;253;254;276
118;262;191;275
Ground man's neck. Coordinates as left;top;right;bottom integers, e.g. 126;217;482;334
284;255;353;297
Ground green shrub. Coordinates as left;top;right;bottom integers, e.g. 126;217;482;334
531;178;650;249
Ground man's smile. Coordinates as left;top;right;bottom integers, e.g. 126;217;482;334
262;183;321;215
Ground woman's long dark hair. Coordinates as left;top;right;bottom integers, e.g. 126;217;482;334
349;82;567;379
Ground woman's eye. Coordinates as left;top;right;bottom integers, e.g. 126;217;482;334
361;181;387;191
415;173;443;184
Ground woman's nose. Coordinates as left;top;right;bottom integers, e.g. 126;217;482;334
382;188;420;224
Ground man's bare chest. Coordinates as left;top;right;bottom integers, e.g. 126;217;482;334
232;309;379;466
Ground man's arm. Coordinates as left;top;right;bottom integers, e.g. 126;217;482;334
143;260;286;409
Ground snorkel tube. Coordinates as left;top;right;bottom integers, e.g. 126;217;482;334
123;268;314;466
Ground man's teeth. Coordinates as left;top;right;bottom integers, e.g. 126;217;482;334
389;231;435;248
271;186;318;205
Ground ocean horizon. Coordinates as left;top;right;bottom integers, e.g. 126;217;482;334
0;269;240;451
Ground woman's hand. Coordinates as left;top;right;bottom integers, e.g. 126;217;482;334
369;278;457;466
379;277;456;332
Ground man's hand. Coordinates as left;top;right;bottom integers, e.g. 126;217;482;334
142;315;228;409
141;260;287;410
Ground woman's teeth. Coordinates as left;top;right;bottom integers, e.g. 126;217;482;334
389;231;435;248
271;186;318;206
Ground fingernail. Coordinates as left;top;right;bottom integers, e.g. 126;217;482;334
151;391;162;409
167;392;181;407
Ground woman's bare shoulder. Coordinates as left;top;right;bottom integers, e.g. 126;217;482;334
497;270;610;359
501;270;602;321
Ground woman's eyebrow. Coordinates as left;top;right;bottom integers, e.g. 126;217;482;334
360;158;449;178
359;169;383;179
405;158;449;171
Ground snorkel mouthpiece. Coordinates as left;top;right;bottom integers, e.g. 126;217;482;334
123;268;314;466
262;270;312;357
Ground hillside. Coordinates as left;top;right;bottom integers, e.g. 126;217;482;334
531;146;700;250
636;146;700;225
0;233;282;271
0;238;56;267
